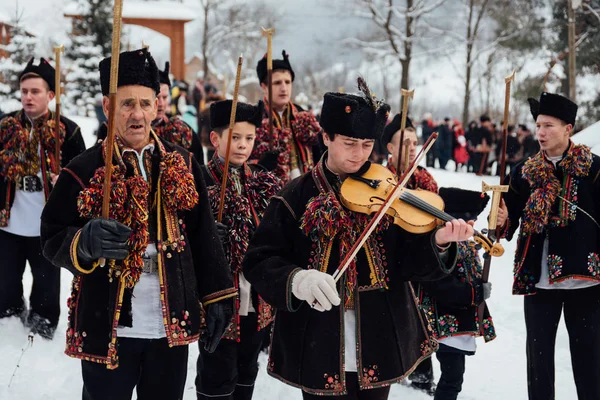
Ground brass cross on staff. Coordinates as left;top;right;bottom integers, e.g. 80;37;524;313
396;89;414;177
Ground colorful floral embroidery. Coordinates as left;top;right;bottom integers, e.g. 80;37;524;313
481;317;496;343
547;254;563;281
169;310;192;340
420;338;435;356
587;253;600;277
438;315;459;337
324;373;343;391
361;365;380;387
65;276;83;354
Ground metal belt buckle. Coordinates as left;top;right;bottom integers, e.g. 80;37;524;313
142;258;158;274
22;175;43;192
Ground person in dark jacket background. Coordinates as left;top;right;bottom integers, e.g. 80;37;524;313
0;57;85;339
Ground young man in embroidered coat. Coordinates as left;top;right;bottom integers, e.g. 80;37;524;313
40;48;235;400
250;50;323;183
0;58;85;339
496;92;600;400
195;100;281;400
383;117;495;398
243;81;475;400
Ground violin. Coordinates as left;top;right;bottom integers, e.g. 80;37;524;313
340;163;504;257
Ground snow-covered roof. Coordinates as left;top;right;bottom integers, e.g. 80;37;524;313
64;1;197;21
0;11;13;24
572;120;600;153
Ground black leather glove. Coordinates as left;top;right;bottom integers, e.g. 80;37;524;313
215;222;228;243
257;150;280;172
76;218;131;264
201;302;233;353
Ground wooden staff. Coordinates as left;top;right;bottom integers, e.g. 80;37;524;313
216;55;243;223
396;89;414;178
53;44;64;174
99;0;124;267
477;70;515;332
261;27;275;148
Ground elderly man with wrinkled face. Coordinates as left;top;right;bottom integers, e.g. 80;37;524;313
40;48;235;400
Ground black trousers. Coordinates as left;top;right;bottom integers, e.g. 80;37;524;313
524;286;600;400
81;337;188;400
434;344;468;400
302;373;391;400
196;313;267;400
0;229;60;326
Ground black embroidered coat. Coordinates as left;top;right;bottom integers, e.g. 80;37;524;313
250;102;323;183
0;109;85;227
503;142;600;295
201;158;281;341
40;138;234;368
418;242;496;344
243;158;457;396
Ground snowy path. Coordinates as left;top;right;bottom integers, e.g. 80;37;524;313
0;117;578;399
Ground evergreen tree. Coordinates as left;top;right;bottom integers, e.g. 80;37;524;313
0;19;39;112
64;0;112;116
65;35;103;117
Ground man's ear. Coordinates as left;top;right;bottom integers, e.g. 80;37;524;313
102;96;110;119
209;130;220;149
386;142;394;154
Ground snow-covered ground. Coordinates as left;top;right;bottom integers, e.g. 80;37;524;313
0;117;579;399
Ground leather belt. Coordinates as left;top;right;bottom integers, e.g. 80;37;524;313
142;258;158;274
17;175;43;192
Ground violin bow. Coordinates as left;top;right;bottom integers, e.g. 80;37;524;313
332;133;438;283
53;44;64;175
98;0;124;269
477;70;515;332
395;89;414;177
217;55;243;223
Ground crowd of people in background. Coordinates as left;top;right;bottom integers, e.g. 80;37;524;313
396;113;542;176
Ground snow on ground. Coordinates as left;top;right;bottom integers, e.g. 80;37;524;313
0;117;580;399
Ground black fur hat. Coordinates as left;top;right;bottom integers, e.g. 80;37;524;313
439;187;490;221
256;50;295;84
210;100;264;130
19;58;55;93
527;92;578;126
99;48;160;96
158;61;171;87
382;113;414;145
319;77;391;140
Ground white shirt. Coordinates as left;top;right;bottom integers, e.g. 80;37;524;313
439;335;476;353
0;117;46;237
535;154;600;290
116;144;167;339
344;310;358;372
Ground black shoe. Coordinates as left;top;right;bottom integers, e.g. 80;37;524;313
0;304;27;323
410;381;437;396
26;312;57;340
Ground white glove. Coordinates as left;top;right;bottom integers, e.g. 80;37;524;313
483;282;492;300
291;269;341;312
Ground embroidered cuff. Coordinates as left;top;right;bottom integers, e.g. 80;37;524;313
70;229;97;275
202;287;238;306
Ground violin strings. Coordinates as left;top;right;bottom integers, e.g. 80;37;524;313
400;191;454;222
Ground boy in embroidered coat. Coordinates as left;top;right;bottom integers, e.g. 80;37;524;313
496;92;600;399
243;80;476;400
250;50;323;183
418;188;495;400
195;100;281;400
97;61;205;164
0;57;85;339
40;48;235;399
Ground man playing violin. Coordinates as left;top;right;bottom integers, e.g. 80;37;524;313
243;80;474;400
